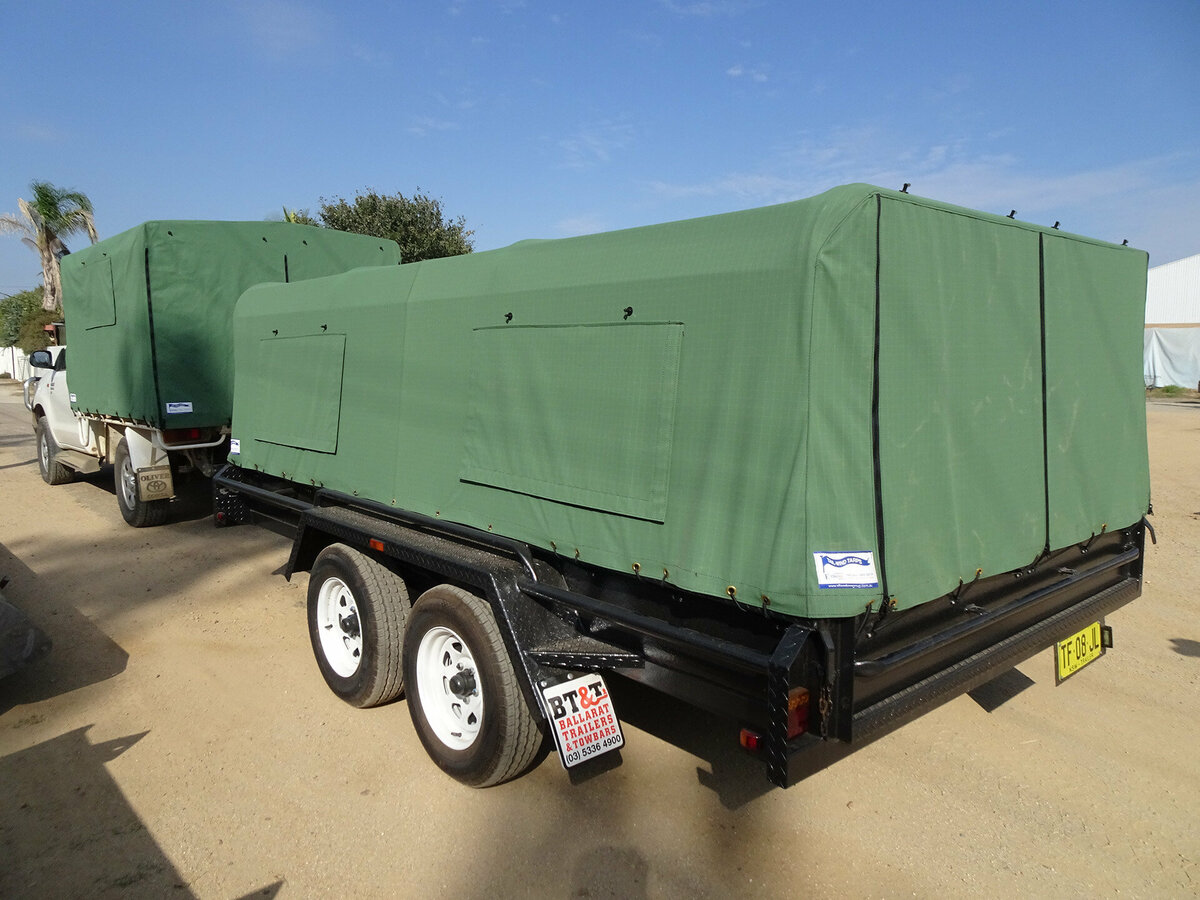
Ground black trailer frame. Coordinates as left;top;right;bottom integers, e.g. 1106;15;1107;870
214;464;1146;788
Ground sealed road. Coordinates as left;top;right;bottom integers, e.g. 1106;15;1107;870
1;381;1197;897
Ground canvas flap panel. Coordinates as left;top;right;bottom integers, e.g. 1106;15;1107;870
248;333;346;453
462;322;684;522
877;199;1046;606
73;255;117;330
1043;236;1150;545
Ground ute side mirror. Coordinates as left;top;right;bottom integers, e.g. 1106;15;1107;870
28;350;54;370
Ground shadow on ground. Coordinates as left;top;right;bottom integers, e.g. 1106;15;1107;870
968;667;1037;713
1169;638;1200;658
0;726;191;897
71;465;215;526
0;547;127;716
0;418;35;470
607;674;774;811
0;725;289;898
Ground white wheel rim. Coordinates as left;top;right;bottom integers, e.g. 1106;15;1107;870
39;431;50;471
119;453;138;508
416;625;483;751
315;576;363;677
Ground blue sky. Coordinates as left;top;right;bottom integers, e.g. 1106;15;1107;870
3;0;1197;296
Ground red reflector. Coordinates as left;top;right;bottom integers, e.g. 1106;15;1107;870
369;538;385;552
787;687;810;739
739;728;763;753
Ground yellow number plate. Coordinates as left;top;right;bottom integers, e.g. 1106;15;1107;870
1055;622;1106;683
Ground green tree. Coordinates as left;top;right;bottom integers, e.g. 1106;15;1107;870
0;181;99;312
315;189;474;262
16;304;58;353
0;287;46;347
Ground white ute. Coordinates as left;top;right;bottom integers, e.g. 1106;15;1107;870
24;346;203;527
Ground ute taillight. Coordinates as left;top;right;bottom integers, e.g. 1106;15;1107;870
162;427;203;444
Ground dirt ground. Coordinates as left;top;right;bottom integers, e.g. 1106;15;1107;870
1;381;1197;899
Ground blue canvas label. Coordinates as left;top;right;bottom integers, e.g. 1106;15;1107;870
814;551;879;588
166;401;193;414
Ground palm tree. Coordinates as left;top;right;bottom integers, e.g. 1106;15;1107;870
0;181;99;311
282;205;318;226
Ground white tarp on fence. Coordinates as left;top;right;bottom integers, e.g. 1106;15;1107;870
1145;327;1200;389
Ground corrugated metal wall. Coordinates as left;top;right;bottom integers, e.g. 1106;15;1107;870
1145;253;1200;325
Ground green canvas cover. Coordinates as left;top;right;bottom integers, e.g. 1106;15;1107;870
231;185;1149;620
61;221;400;429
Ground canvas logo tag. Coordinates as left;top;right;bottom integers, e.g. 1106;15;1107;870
814;551;879;588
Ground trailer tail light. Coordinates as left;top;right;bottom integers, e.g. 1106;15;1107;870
739;728;763;753
787;686;810;738
739;687;810;754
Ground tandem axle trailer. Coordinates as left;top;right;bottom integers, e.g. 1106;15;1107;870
215;465;1146;787
210;184;1151;788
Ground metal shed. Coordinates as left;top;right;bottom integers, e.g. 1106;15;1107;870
1144;252;1200;388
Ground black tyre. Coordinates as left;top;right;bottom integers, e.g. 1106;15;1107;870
308;543;410;708
404;584;544;787
114;437;169;527
35;417;73;486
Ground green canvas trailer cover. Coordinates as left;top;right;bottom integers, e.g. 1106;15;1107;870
61;221;401;430
230;184;1149;621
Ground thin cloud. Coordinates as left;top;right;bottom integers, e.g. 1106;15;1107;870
558;121;635;170
925;73;973;104
630;30;664;49
555;214;608;237
1109;180;1200;265
645;131;1198;260
14;122;64;143
647;172;813;204
237;2;388;70
238;0;328;59
915;156;1200;257
351;45;391;68
429;88;479;115
407;117;461;138
726;63;768;82
659;0;763;16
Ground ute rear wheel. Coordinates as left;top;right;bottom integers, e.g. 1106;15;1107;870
114;437;169;527
403;584;543;787
35;417;73;485
307;544;409;708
